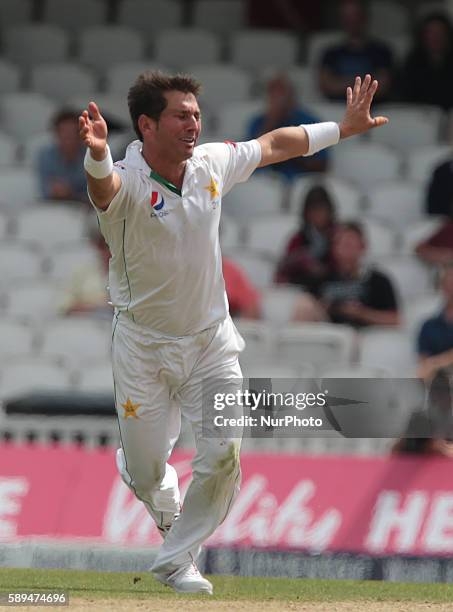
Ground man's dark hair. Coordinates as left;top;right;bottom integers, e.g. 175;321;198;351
52;108;79;130
339;221;365;241
128;70;201;141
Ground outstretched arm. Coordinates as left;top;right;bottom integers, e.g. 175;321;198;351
257;74;389;168
79;101;121;210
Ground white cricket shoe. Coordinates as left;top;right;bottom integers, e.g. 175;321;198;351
153;563;213;594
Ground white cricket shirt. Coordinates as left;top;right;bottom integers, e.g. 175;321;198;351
91;139;261;337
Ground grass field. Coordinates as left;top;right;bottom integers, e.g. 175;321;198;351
1;568;453;611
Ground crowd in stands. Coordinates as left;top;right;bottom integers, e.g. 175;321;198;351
2;0;453;454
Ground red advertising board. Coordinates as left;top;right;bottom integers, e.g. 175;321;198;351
2;444;453;556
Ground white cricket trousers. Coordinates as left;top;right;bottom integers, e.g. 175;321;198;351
111;312;244;573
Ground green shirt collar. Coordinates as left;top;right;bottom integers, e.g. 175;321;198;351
149;169;181;197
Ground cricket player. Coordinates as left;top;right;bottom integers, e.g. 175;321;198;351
79;71;387;594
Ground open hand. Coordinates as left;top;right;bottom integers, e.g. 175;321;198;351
79;101;108;158
338;74;389;139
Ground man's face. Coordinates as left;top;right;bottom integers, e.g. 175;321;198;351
332;228;365;269
340;0;367;37
147;90;201;162
55;118;81;155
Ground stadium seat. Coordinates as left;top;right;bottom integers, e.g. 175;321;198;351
0;244;44;284
22;132;52;167
399;217;445;255
403;293;443;338
215;100;263;141
0;93;57;143
226;250;274;289
358;328;417;375
30;63;98;102
78;27;145;73
306;31;343;71
0;132;18;166
43;0;107;31
15;206;87;249
242;362;311;379
47;242;100;281
246;215;297;260
332;143;401;189
105;62;170;97
40;319;110;367
233;319;273;364
67;94;129;126
287;66;323;103
219;217;242;250
309;101;349;125
370;105;443;150
379;33;410;63
366;180;424;229
193;0;245;35
288;175;364;220
117;0;183;35
361;217;398;258
154;29;221;70
4;282;60;323
77;363;113;393
0;357;72;401
320;365;391;378
257;65;323;104
230;30;298;71
0;168;39;208
186;64;251;113
3;25;69;67
260;285;302;324
375;255;434;304
0;60;21;95
0;213;9;239
223;175;284;218
406;144;451;185
274;323;356;368
0;319;35;359
369;0;409;37
0;0;32;26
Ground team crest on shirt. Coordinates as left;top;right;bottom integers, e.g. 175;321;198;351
204;176;220;210
151;191;165;210
150;191;169;218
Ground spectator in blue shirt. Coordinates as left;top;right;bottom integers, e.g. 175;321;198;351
247;73;328;181
35;109;87;203
320;0;394;102
418;264;453;381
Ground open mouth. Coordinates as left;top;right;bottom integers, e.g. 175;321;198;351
181;137;195;145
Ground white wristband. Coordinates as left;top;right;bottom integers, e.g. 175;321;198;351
84;145;113;179
301;122;340;156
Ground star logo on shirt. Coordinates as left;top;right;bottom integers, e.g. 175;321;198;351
204;177;220;200
121;398;141;419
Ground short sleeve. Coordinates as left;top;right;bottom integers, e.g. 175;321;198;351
200;140;262;196
88;163;138;223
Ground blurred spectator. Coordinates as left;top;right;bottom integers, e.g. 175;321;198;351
275;185;337;292
401;13;453;111
293;222;399;327
59;227;111;318
223;257;261;319
247;73;328;181
426;154;453;216
393;369;453;456
35;109;87;203
417;264;453;381
247;0;322;32
415;218;453;265
319;0;394;102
